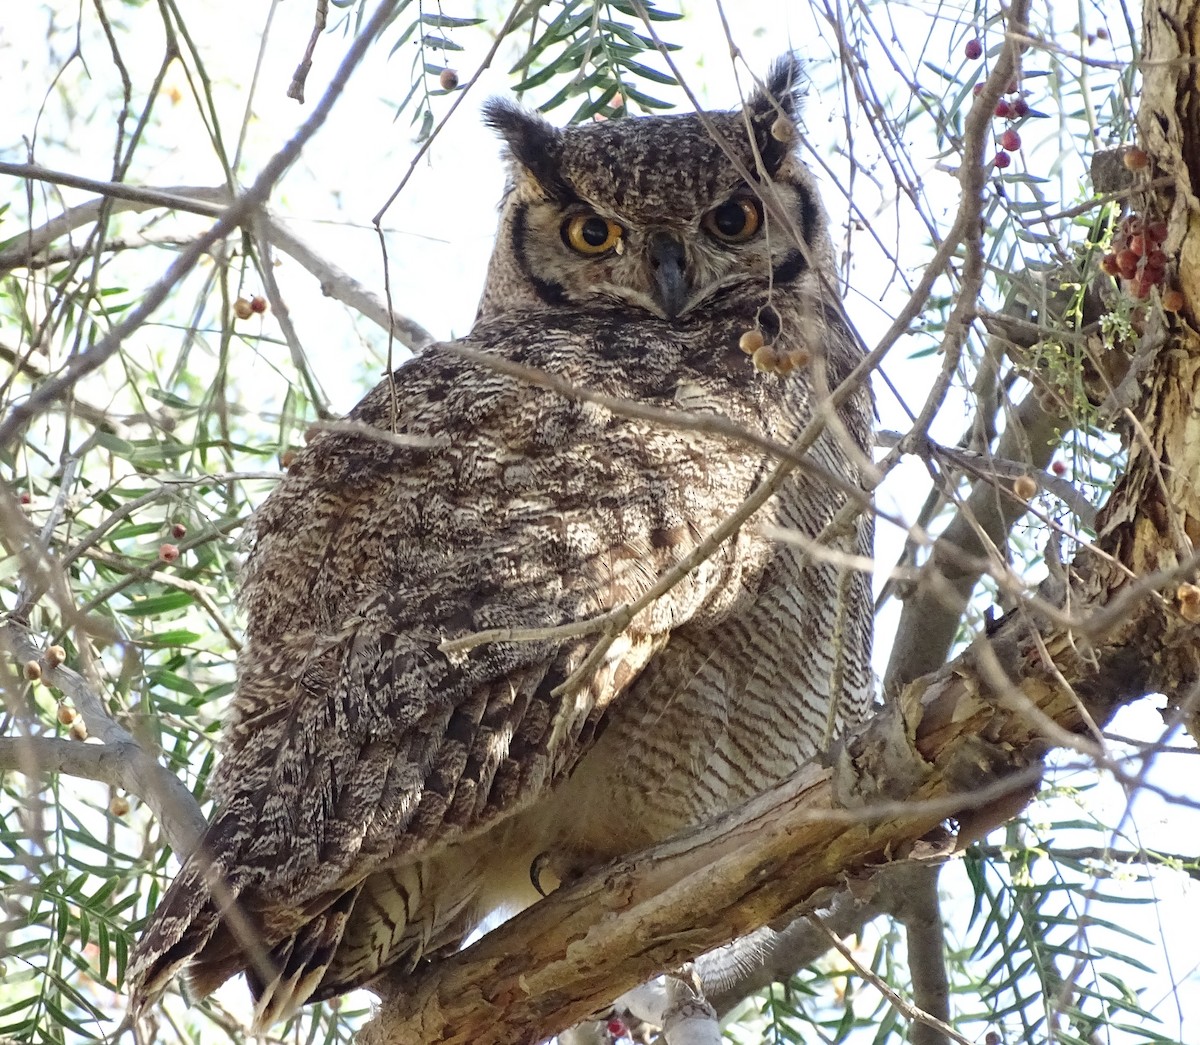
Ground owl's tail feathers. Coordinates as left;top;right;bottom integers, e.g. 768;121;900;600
125;852;251;1012
245;884;363;1032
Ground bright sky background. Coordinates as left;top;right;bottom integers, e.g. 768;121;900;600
3;1;1198;1041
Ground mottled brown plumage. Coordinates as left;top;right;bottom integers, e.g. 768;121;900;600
128;56;874;1030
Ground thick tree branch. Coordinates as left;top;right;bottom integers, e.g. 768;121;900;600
358;584;1174;1043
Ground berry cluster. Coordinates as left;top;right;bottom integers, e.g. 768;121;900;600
964;39;1033;169
989;87;1028;169
1099;213;1181;307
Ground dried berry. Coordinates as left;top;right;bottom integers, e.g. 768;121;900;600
70;719;88;742
1013;474;1038;500
1177;583;1200;622
1000;128;1021;152
1099;253;1120;276
1116;250;1139;279
1163;289;1185;312
965;38;983;60
751;345;777;373
438;68;459;91
1147;221;1169;244
738;329;765;355
280;449;298;469
45;645;66;667
56;703;77;725
171;522;187;539
233;297;254;320
1123;147;1149;171
23;660;41;681
110;795;130;817
158;543;180;563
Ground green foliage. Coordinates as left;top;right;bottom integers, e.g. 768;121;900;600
0;1;1194;1044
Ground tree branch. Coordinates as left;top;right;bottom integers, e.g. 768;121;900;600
357;583;1171;1043
0;622;207;858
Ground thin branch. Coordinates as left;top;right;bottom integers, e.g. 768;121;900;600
0;622;206;857
0;0;405;451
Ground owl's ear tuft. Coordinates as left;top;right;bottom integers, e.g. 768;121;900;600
483;99;573;202
747;54;807;177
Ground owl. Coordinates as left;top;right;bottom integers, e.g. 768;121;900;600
128;54;874;1033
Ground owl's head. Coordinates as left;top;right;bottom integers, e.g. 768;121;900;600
477;55;831;325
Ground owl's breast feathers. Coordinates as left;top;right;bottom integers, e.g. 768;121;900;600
127;306;869;1016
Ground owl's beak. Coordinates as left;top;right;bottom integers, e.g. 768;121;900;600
648;233;688;319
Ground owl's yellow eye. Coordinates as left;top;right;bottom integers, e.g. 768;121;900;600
702;197;763;243
563;214;624;255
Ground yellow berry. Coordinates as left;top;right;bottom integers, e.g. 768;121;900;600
1177;583;1200;622
739;329;766;355
751;345;777;372
56;703;77;726
233;297;254;320
1013;474;1038;500
109;796;130;817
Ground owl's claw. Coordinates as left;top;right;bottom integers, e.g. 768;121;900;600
530;851;553;897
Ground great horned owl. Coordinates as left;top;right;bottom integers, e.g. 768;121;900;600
128;55;874;1031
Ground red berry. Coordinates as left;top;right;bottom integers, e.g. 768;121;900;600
994;99;1012;118
1012;97;1030;117
171;522;187;539
606;1018;626;1038
1116;250;1139;278
1000;128;1021;152
1051;460;1067;477
993;151;1011;169
1100;253;1120;276
1147;220;1169;243
965;38;983;60
158;543;180;563
249;295;267;314
973;83;984;96
1096;27;1109;40
19;491;31;505
1144;250;1167;277
1128;234;1145;257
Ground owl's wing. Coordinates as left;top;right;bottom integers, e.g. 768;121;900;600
127;328;773;1020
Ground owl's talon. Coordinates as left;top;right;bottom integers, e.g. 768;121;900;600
530;851;553;897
